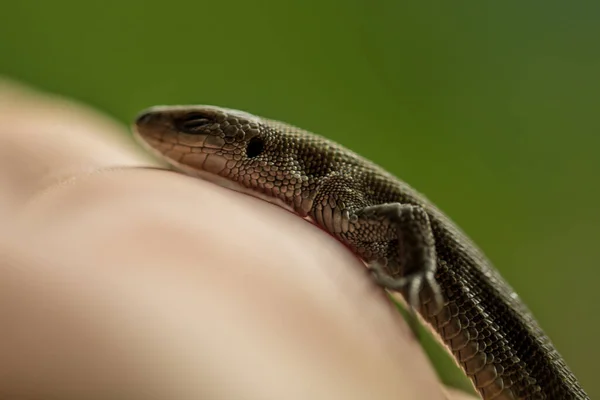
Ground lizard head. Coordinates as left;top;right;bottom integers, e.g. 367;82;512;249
133;105;326;215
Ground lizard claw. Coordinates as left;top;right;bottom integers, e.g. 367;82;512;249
370;265;444;317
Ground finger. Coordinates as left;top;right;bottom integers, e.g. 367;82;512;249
0;80;457;399
0;78;156;218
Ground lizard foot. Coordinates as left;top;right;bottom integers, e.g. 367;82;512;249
370;264;444;318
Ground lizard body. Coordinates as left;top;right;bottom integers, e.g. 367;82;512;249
133;105;588;400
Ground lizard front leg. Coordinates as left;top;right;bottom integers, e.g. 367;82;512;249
350;203;444;316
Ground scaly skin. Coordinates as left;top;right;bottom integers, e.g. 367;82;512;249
133;105;588;400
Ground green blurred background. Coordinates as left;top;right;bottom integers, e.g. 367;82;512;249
1;0;598;396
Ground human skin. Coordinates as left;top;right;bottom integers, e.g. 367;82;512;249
0;80;475;400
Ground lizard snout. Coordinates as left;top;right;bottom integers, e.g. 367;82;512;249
135;109;166;127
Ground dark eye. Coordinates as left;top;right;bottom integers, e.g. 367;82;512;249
180;113;212;132
246;136;265;158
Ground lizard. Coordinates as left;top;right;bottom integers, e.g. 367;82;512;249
132;105;589;400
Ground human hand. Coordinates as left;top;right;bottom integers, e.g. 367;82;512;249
0;79;475;400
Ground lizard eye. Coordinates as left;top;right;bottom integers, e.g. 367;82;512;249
180;113;212;132
246;136;265;158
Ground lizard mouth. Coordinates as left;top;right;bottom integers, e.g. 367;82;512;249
133;116;304;217
133;125;301;216
133;106;231;177
133;130;230;178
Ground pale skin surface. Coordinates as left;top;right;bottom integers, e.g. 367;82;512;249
0;79;475;400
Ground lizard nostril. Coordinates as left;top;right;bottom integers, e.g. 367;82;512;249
135;110;155;126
